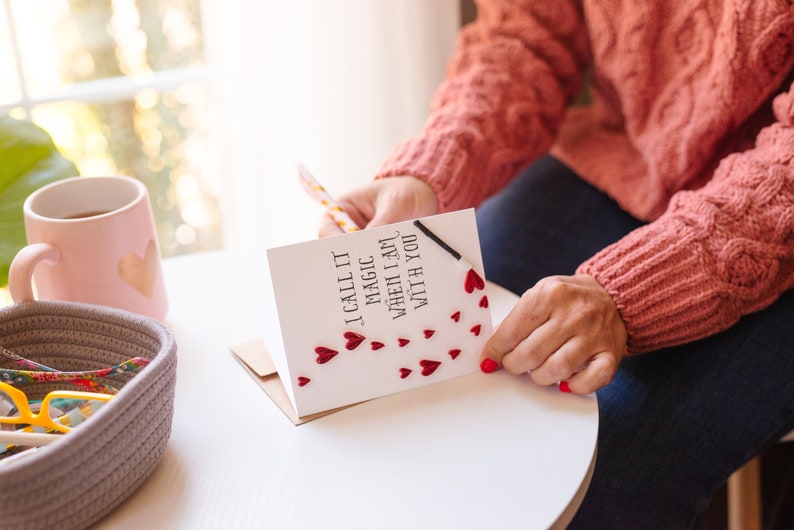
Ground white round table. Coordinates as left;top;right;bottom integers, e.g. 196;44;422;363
95;250;598;529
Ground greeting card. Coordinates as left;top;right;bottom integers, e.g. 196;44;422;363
264;208;493;418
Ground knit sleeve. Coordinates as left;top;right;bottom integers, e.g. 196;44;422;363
376;0;591;212
578;83;794;353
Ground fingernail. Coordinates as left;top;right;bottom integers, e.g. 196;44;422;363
559;381;571;393
480;358;499;373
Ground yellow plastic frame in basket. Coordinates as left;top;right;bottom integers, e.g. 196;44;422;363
0;381;113;434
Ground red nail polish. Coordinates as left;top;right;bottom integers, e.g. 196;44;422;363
480;358;499;373
559;381;571;393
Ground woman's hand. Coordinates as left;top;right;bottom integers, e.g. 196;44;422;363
318;176;438;237
480;274;627;394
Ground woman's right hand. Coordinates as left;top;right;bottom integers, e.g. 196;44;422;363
318;175;439;237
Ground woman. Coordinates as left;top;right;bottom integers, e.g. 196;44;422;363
320;2;794;527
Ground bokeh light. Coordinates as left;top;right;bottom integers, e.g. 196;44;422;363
4;0;219;257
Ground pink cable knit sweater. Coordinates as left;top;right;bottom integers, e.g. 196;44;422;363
378;0;794;353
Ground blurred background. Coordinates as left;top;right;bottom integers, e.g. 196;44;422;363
1;0;463;255
2;0;216;256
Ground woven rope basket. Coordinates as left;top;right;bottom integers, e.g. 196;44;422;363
0;300;177;530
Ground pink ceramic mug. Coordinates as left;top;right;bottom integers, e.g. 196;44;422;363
9;175;168;321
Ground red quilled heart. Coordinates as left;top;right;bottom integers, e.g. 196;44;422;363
464;269;485;293
423;329;435;339
448;349;461;360
451;311;461;322
398;338;410;347
399;367;412;379
420;359;441;376
371;341;385;350
470;324;481;336
479;295;488;308
344;331;365;350
315;346;339;364
297;376;311;387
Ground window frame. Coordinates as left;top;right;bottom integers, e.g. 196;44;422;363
1;0;208;117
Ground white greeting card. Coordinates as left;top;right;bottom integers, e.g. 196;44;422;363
264;208;493;418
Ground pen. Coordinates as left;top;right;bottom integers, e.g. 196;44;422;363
0;430;61;447
0;445;43;466
297;164;360;233
413;219;485;293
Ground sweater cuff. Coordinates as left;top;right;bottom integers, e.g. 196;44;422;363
376;134;487;213
577;218;737;354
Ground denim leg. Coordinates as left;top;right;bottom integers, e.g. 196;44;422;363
476;155;644;291
568;292;794;529
475;155;794;529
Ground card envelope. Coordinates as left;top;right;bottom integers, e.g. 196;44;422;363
230;339;352;425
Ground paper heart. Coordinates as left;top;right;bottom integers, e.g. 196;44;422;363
479;295;489;308
451;311;461;322
315;346;338;364
117;240;158;298
464;269;485;294
448;349;461;360
371;341;385;350
344;331;365;350
297;377;311;387
398;338;410;347
399;368;412;379
423;329;435;339
420;359;441;376
470;324;482;336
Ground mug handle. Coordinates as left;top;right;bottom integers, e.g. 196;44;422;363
8;243;62;302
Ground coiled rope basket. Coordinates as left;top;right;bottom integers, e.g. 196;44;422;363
0;300;176;530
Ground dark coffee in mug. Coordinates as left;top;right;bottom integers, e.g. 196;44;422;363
63;210;114;219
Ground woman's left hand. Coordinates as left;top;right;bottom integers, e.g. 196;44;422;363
479;274;627;394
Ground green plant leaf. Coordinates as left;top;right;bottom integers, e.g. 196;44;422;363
0;115;79;287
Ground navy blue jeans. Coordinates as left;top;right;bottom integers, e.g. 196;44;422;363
475;155;794;529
